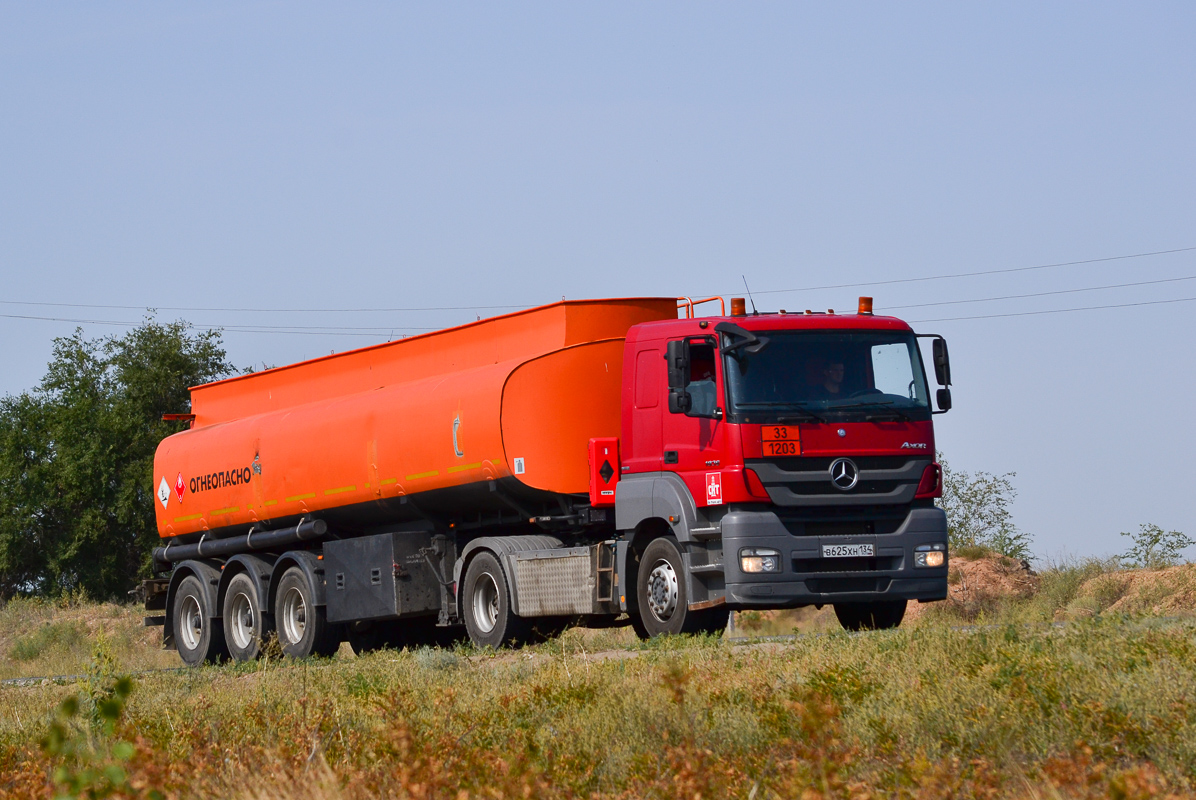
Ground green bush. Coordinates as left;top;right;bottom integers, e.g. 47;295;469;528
10;621;85;661
938;454;1032;559
1119;523;1193;569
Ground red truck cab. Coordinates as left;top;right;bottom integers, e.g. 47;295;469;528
614;299;950;632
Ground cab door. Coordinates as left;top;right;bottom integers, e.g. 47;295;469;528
661;337;728;507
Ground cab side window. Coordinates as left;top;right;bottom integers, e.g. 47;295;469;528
687;343;717;417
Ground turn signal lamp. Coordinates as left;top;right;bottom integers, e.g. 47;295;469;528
858;296;874;315
915;543;946;568
740;547;780;573
730;297;747;316
915;463;942;499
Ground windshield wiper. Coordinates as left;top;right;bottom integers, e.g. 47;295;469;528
734;402;827;423
865;409;912;422
824;399;912;422
778;409;826;423
826;399;896;411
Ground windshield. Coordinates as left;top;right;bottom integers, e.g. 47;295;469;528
723;330;930;421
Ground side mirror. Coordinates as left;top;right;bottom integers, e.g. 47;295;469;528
668;390;692;414
665;340;690;390
932;338;951;386
936;387;952;412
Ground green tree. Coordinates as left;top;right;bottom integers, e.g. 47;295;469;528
938;453;1032;559
1118;523;1192;570
0;320;236;599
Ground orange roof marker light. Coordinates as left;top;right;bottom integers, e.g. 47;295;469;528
730;297;747;317
858;296;874;315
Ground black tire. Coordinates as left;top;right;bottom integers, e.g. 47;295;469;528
222;572;267;662
173;575;227;666
461;551;529;649
635;536;726;637
833;600;907;631
274;566;341;658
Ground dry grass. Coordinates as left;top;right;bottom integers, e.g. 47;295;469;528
4;558;1196;799
1;613;1195;797
0;596;178;681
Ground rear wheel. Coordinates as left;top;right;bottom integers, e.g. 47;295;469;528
635;537;728;637
274;566;341;658
223;572;267;662
173;575;227;666
462;551;529;649
834;600;907;631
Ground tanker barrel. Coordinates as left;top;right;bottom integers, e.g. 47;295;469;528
152;517;331;570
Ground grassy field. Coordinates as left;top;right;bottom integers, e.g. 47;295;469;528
2;557;1195;799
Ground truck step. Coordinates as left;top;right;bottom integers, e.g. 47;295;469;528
689;563;724;574
688;527;722;540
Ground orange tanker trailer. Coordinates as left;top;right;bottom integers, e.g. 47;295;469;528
145;294;954;663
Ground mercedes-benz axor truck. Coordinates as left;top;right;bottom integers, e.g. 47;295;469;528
141;295;953;664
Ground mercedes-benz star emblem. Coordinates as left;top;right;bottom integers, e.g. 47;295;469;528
829;457;859;490
837;428;846;437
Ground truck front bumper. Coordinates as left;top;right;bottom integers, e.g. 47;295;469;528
721;507;948;607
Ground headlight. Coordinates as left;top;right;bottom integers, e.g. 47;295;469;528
740;548;781;573
915;543;946;568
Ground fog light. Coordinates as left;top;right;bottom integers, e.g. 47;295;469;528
740;548;780;573
915;543;946;568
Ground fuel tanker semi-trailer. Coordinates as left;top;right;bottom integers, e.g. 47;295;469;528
141;295;954;664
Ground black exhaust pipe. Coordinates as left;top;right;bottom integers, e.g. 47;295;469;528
153;518;328;570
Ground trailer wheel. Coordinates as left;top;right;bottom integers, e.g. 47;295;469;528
223;572;266;661
833;600;907;631
635;536;725;637
275;566;340;658
462;551;529;649
173;575;227;666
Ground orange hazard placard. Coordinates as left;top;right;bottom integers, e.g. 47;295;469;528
761;425;800;457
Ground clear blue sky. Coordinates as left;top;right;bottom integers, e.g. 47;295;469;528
2;3;1193;560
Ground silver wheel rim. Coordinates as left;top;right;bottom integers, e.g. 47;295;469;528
180;594;204;652
281;586;307;645
229;591;256;650
472;573;499;634
646;559;679;622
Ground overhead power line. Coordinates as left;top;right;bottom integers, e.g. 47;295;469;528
909;295;1196;324
881;274;1196;311
743;245;1196;298
2;245;1193;315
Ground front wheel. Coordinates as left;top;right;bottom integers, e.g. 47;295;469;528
274;566;341;658
834;600;907;631
635;537;728;637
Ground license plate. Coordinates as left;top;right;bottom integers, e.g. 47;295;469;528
821;543;874;558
